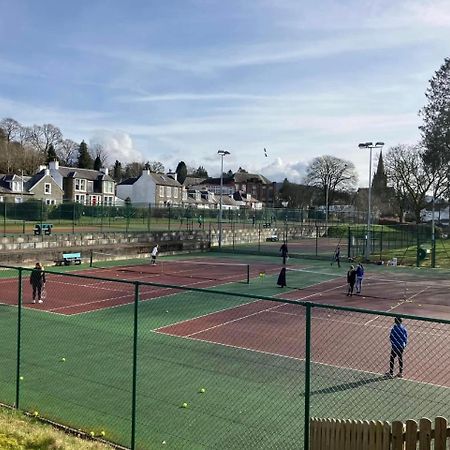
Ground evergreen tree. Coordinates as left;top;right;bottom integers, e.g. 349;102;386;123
419;58;450;171
192;166;208;177
113;160;122;181
46;143;58;163
175;161;187;184
93;155;102;171
77;141;94;169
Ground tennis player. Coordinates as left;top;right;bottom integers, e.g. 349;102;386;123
150;244;159;265
30;262;46;303
385;317;408;378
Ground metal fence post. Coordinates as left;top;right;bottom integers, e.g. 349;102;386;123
131;281;140;450
304;303;312;450
15;268;23;409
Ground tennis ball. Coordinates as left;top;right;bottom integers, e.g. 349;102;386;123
165;310;169;313
19;376;24;381
199;388;206;393
33;411;39;417
89;431;95;437
61;357;66;362
162;441;167;445
100;430;106;437
181;402;188;408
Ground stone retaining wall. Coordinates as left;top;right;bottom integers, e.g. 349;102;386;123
0;225;317;266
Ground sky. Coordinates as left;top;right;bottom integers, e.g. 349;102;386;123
1;0;450;186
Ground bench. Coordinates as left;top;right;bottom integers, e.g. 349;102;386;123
266;234;279;242
34;223;53;235
54;252;82;266
262;223;272;228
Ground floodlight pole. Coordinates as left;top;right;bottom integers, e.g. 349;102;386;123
218;150;230;249
358;141;384;261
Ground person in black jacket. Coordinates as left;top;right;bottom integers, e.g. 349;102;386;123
346;265;356;296
30;262;46;304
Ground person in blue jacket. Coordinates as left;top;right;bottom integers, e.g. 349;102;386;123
355;263;364;294
385;317;408;378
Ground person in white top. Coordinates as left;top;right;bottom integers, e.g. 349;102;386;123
151;244;159;265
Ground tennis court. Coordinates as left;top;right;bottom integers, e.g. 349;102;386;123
0;253;449;449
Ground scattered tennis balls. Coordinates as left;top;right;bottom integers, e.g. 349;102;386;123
181;402;188;408
199;388;206;393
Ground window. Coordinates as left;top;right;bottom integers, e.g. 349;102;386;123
166;186;172;197
87;180;94;193
45;199;55;205
159;186;164;196
75;179;86;191
104;181;114;194
75;194;86;204
174;188;178;198
44;183;51;194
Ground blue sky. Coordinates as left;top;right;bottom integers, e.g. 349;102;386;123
1;0;450;185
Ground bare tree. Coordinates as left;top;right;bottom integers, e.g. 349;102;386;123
57;139;78;166
303;155;358;210
0;118;22;142
384;145;436;222
90;143;109;167
28;123;63;155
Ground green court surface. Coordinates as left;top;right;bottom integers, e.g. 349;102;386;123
1;253;449;449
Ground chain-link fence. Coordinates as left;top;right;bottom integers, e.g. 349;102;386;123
0;265;449;449
0;200;372;236
219;222;450;268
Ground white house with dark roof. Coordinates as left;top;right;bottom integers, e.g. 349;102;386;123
116;170;183;206
46;160;116;206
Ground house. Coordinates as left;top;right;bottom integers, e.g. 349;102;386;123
0;174;33;203
25;169;64;205
46;160;116;206
199;169;276;206
116;170;183;206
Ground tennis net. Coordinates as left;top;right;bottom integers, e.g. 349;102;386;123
282;267;447;302
90;252;250;284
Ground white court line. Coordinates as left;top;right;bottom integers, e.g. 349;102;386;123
152;329;450;391
181;282;347;338
364;287;431;325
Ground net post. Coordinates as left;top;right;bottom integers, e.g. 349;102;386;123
15;267;23;409
303;303;312;450
89;249;93;267
130;281;140;450
246;264;250;284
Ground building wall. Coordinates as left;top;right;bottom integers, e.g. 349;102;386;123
30;176;63;204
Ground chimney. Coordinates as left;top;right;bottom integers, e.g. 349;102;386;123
37;165;47;173
49;160;59;170
45;169;50;176
101;167;109;175
167;169;176;180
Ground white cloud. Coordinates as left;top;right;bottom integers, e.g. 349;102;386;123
89;131;144;165
254;157;307;183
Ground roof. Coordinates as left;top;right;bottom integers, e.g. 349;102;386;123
233;172;272;184
150;173;181;187
184;176;208;187
25;170;63;192
118;177;139;186
57;166;115;182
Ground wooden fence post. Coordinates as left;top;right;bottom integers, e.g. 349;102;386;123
391;421;404;450
434;417;447;450
419;417;431;450
405;419;417;450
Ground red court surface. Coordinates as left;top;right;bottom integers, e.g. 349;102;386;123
156;294;450;387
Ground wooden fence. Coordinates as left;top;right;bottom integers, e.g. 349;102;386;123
310;416;449;449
